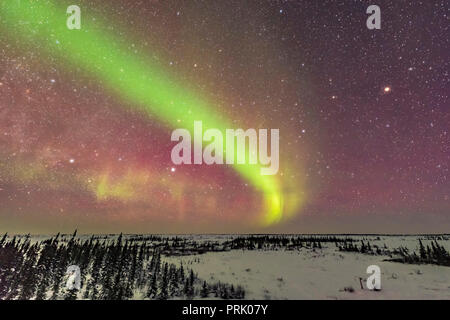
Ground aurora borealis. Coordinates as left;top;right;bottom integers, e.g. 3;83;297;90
0;0;448;234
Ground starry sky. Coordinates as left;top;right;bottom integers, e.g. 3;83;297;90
0;0;448;234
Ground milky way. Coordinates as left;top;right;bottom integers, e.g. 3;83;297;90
0;0;448;234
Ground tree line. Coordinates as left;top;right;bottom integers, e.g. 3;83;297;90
0;231;244;300
390;240;450;267
337;238;450;267
226;235;354;250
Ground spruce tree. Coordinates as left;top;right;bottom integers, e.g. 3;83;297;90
158;263;169;300
200;281;209;298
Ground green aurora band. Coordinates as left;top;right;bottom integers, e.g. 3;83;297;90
1;0;303;226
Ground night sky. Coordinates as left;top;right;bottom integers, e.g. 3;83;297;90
0;0;448;234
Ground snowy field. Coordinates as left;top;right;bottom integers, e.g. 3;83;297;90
163;234;450;299
2;234;449;300
167;248;450;299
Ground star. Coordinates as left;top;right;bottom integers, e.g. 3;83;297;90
0;0;447;234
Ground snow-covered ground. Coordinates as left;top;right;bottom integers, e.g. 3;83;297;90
7;233;450;299
159;235;450;300
166;248;450;299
